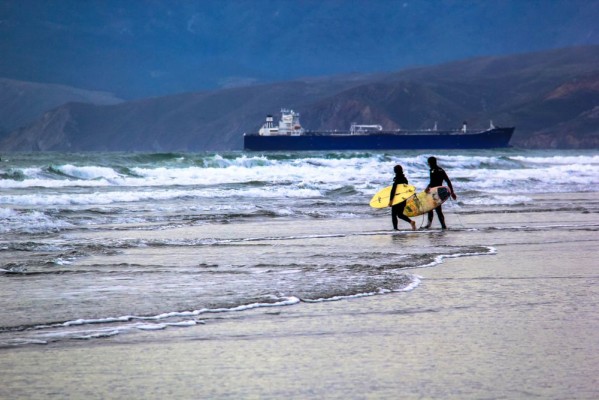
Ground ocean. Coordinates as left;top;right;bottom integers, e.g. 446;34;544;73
1;149;598;349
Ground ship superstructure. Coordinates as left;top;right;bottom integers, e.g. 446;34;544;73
258;109;305;136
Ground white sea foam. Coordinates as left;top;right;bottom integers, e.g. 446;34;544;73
135;323;167;331
57;164;123;180
0;209;72;234
0;176;112;189
1;151;596;236
1;296;303;345
2;338;48;346
2;152;598;197
461;195;533;206
511;155;599;164
72;330;121;340
0;185;323;207
59;296;301;329
303;273;421;303
0;207;17;218
416;246;497;269
166;320;199;327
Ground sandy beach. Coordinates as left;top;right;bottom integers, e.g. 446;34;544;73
1;192;597;399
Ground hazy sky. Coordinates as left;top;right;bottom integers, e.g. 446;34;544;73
1;0;598;98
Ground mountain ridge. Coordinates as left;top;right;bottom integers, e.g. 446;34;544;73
0;78;122;137
1;45;598;151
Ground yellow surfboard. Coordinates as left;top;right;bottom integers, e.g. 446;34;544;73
369;184;416;208
403;186;451;217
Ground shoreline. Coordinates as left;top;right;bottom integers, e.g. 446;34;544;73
1;194;598;399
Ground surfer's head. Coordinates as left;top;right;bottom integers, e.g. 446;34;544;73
393;164;403;175
427;156;437;167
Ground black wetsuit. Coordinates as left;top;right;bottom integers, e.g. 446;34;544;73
427;166;454;229
390;173;412;229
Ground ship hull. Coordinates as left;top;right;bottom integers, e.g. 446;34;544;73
244;127;514;151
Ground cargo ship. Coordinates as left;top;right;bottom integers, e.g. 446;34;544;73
243;109;514;151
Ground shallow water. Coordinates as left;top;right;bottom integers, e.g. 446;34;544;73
1;150;598;349
1;207;597;399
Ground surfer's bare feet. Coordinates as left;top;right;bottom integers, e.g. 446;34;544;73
410;221;416;231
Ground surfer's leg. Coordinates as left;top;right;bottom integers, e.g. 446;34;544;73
391;206;399;230
425;210;434;228
436;206;447;229
395;202;416;230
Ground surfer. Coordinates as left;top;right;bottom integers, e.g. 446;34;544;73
424;156;457;229
389;165;417;231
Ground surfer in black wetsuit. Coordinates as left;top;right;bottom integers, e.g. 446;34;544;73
389;165;417;231
425;156;457;229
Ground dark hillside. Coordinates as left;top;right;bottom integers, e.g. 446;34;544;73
2;46;598;151
0;78;122;137
307;46;599;148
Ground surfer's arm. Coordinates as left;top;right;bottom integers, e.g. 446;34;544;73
443;172;457;200
389;182;397;206
425;173;432;193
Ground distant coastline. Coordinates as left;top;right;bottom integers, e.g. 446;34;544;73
1;46;598;152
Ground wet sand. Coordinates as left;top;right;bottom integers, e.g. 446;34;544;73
1;195;598;399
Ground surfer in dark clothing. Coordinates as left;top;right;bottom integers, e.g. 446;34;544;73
389;165;417;231
425;156;457;229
